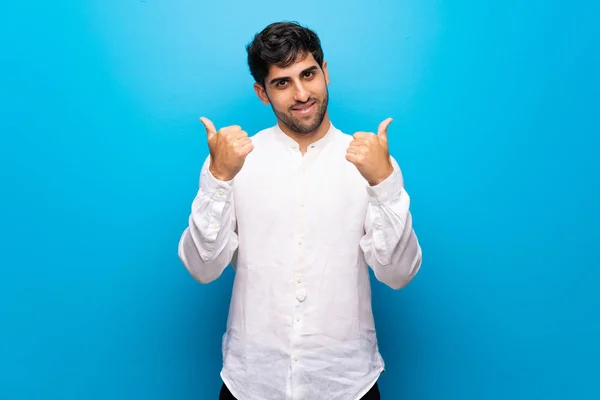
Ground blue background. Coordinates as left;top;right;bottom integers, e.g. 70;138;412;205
1;1;598;399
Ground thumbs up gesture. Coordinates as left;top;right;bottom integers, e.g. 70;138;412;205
200;117;254;181
345;118;395;186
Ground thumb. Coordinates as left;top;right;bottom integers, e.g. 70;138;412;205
377;117;393;141
199;117;217;139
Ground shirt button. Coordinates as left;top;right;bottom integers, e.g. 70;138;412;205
296;316;300;322
296;278;302;283
217;189;225;196
298;240;303;245
293;355;299;361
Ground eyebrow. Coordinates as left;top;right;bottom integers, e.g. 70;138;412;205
269;66;319;86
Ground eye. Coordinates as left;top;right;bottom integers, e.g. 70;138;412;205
276;80;288;88
304;71;315;79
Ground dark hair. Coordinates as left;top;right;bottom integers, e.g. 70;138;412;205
246;21;324;86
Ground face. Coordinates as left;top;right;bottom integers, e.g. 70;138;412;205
254;53;330;134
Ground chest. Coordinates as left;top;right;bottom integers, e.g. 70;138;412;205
233;144;369;235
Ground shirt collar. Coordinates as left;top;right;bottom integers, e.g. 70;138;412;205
273;121;336;151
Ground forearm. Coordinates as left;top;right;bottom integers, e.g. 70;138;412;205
360;158;422;289
178;158;239;284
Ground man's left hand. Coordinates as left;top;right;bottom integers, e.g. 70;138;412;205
346;117;395;186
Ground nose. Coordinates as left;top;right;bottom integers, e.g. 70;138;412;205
293;82;310;103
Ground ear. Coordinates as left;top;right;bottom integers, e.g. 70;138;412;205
254;82;270;105
322;60;330;86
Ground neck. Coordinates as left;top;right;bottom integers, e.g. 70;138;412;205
277;112;331;154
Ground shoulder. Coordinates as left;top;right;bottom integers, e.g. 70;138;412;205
249;126;275;145
336;129;354;143
330;125;355;149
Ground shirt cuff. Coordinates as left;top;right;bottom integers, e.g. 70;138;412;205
201;166;234;201
365;167;403;204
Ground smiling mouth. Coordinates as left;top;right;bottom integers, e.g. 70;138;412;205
291;101;316;114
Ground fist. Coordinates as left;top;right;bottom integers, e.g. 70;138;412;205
346;118;394;186
200;117;254;181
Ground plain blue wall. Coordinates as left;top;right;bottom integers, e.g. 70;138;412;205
1;1;598;399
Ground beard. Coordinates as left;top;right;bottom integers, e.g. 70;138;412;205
270;89;329;134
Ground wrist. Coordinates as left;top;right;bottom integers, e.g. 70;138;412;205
368;163;394;186
209;164;234;182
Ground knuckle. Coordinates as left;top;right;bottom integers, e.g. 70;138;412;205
222;125;242;135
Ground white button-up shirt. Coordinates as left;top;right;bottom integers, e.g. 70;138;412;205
178;122;422;400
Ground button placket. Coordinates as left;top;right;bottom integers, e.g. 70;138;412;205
294;243;306;302
294;159;309;303
290;155;312;377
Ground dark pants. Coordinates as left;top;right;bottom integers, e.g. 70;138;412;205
219;381;380;399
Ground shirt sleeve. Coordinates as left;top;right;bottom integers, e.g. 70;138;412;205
359;156;423;289
178;156;239;284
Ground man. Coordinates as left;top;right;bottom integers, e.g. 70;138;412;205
178;21;422;400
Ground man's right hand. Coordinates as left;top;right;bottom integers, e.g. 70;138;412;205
200;117;254;181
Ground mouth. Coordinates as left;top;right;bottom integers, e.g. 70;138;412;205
291;101;317;115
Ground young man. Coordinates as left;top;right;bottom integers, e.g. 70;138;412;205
178;21;422;400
